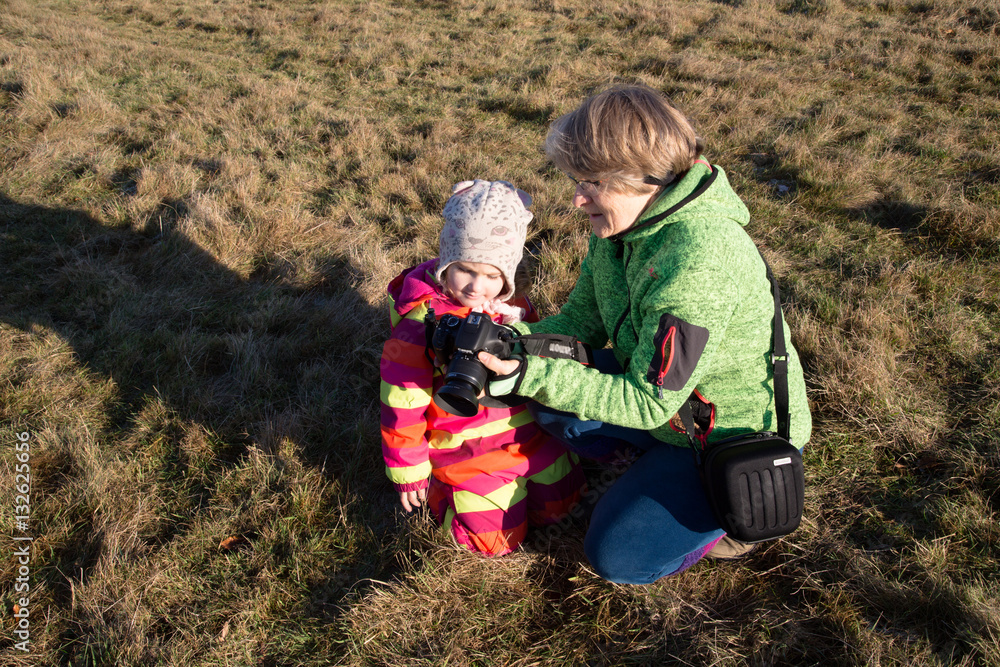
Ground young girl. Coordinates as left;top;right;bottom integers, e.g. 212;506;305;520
379;179;585;556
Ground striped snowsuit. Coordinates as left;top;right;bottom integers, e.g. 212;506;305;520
380;259;585;556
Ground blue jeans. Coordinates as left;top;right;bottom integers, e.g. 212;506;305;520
528;350;725;584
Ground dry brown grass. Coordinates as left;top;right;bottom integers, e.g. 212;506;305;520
2;0;999;664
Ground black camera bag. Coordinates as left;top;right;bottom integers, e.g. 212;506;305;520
694;431;803;543
678;252;804;544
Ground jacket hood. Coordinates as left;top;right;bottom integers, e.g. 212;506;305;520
386;258;445;317
616;161;750;244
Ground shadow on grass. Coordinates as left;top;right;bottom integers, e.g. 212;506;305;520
798;370;1000;661
830;470;997;658
0;191;385;455
476;96;554;127
843;195;995;261
744;150;998;260
0;193;400;653
846;198;927;234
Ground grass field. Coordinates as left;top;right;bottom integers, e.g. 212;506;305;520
1;0;999;664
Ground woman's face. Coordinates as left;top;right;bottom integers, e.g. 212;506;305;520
442;261;505;309
572;182;662;239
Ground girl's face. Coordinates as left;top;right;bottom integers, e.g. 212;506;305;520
571;182;662;239
442;261;505;309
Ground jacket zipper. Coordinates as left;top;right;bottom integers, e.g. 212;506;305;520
652;326;676;398
611;242;632;347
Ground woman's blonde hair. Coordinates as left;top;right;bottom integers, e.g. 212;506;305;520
545;85;704;194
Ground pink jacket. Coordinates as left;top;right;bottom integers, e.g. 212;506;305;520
380;259;569;495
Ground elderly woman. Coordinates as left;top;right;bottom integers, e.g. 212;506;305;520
480;85;811;584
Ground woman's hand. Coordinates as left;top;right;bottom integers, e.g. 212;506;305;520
399;487;427;513
478;351;521;377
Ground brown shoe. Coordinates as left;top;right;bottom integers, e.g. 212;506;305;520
706;535;759;560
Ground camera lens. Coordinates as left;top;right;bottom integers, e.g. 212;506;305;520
434;380;479;417
434;355;489;417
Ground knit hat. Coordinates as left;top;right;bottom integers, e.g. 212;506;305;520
436;179;533;302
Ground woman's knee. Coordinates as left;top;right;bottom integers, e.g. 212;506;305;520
583;525;712;584
583;525;685;585
581;446;724;583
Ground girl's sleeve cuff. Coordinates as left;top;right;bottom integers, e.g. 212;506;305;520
392;479;429;493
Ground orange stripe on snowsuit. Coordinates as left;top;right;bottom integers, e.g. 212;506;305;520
428;481;529;557
528;491;584;527
433;440;535;487
467;526;526;556
381;422;427;449
427;449;585;557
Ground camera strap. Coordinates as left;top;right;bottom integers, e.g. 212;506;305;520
423;307;439;367
679;249;790;459
482;333;595;404
515;334;594;366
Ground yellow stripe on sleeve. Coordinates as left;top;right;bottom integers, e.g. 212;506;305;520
381;381;432;411
386;461;432;486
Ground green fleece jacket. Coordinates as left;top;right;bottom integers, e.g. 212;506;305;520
515;161;812;448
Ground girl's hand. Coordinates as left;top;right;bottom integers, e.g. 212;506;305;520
399;487;427;513
478;351;521;377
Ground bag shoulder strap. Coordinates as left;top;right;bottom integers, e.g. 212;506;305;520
678;248;790;450
763;252;790;443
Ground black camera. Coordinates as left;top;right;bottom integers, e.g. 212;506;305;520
424;309;515;417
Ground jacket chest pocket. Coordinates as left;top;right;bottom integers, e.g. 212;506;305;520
646;312;710;397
